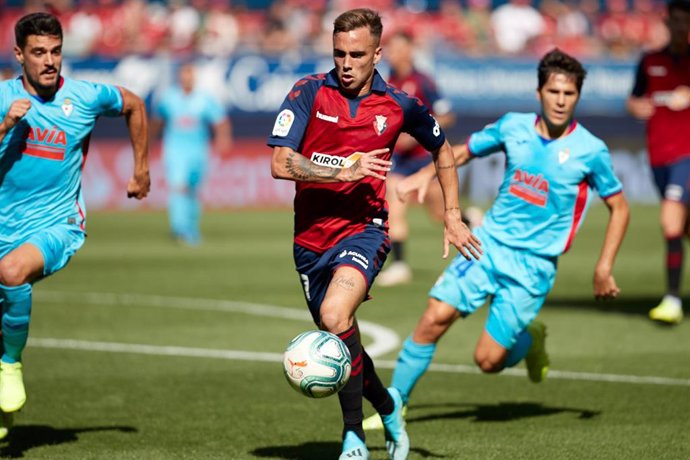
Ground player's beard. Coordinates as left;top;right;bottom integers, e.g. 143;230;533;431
29;66;61;98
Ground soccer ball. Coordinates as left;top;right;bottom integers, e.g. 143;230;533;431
283;330;352;398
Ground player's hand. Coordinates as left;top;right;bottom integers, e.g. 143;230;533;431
443;209;482;260
668;86;690;112
341;148;390;182
593;267;620;300
628;97;654;120
397;168;435;204
0;99;31;132
127;169;151;199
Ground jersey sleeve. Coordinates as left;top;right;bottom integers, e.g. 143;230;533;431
204;95;227;125
91;83;124;117
467;115;507;157
266;76;319;151
401;97;446;152
630;57;647;98
588;146;623;198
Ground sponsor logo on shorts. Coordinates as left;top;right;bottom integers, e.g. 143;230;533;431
272;109;295;137
339;250;369;270
665;184;684;201
648;65;667;77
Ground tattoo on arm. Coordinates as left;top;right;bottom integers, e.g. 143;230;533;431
286;151;339;181
436;164;455;170
331;275;356;292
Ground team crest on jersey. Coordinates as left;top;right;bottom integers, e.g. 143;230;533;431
272;109;295;137
373;115;387;135
311;151;363;169
61;98;73;117
558;148;570;164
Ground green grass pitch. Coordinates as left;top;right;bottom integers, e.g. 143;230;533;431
6;204;689;459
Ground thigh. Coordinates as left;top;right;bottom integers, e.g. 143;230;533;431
486;251;556;349
294;226;391;325
26;224;85;278
428;232;496;316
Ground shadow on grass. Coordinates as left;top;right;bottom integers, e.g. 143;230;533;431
545;295;686;323
409;401;600;424
0;425;137;458
251;442;448;459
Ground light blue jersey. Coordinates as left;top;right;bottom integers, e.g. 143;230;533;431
0;76;123;243
468;112;622;257
154;87;225;160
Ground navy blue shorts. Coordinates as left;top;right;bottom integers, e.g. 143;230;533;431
293;225;391;325
391;153;433;177
652;156;690;203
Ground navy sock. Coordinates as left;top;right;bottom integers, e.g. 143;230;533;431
391;241;404;263
666;237;683;295
337;326;365;442
362;349;393;416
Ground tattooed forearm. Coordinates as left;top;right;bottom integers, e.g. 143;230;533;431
436;164;455;170
286;151;340;182
331;275;356;292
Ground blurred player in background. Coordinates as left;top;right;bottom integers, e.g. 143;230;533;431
365;49;629;430
627;0;690;324
0;12;150;438
150;62;232;246
377;31;469;287
268;8;481;460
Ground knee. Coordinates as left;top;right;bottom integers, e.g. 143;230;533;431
319;305;352;334
473;352;503;374
0;258;27;287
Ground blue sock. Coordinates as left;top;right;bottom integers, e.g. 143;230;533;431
1;284;32;364
391;336;436;405
504;329;532;368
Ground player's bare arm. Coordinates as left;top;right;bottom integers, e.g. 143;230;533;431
0;99;31;143
397;143;472;204
213;118;233;157
432;140;482;261
593;192;630;300
121;87;150;200
271;146;390;183
626;95;655;120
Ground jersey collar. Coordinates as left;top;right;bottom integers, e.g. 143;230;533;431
325;69;388;94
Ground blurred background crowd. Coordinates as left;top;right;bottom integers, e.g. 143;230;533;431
0;0;672;60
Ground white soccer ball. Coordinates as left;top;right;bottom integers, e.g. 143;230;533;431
283;330;352;398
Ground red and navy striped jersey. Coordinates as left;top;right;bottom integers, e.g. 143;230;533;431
268;69;445;253
631;47;690;166
388;68;451;160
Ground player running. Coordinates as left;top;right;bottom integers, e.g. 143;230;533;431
364;48;629;430
0;12;150;438
627;0;690;324
268;8;480;460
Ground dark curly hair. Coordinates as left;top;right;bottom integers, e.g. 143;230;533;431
537;48;587;93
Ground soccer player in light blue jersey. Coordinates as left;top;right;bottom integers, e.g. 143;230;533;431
0;12;150;437
151;62;232;246
364;49;629;431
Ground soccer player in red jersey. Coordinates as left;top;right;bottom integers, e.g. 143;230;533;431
628;0;690;324
377;31;464;287
268;8;481;460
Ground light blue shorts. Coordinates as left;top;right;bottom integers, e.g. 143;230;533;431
429;227;557;349
0;224;85;279
164;152;207;190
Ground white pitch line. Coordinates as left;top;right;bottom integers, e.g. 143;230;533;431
28;338;690;388
34;290;400;358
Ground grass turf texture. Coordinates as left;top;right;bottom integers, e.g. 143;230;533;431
8;205;689;459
